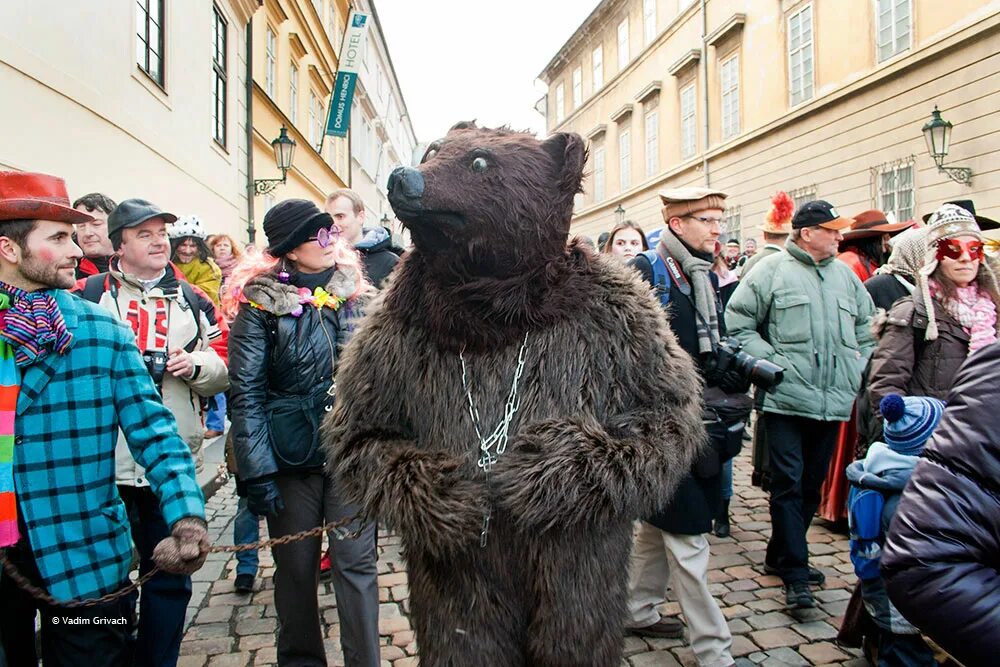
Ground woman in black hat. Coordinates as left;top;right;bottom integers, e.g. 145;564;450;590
224;199;379;666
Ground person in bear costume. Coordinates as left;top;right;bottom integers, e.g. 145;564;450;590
322;122;704;666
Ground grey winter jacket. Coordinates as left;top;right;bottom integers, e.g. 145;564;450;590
725;239;876;421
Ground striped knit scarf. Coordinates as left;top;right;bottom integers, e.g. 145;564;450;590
0;299;22;547
0;282;73;367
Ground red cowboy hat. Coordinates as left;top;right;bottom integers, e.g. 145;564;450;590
841;209;915;241
0;171;95;224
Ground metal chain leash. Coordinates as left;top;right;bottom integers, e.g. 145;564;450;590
0;515;362;609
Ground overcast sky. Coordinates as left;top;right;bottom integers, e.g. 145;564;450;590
376;0;600;144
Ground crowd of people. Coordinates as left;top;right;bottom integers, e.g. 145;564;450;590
592;188;1000;666
0;162;998;667
0;172;400;667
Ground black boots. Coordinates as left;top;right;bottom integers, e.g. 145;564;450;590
713;499;731;538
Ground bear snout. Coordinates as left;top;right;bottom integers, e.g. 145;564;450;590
387;166;424;213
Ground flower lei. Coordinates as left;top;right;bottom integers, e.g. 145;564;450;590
241;285;346;318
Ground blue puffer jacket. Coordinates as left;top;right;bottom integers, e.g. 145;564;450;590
882;342;1000;667
846;444;918;634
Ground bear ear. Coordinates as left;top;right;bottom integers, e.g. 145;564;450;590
541;132;588;196
448;120;478;132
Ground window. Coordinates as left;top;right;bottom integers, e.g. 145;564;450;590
877;0;911;62
555;83;565;123
680;84;697;159
308;91;323;150
644;108;658;177
263;194;275;217
592;46;603;90
724;207;742;244
328;5;341;54
792;187;817;211
289;64;298;124
619;127;631;191
593;146;606;202
788;5;814;106
643;0;657;45
212;6;227;147
617;18;629;70
879;163;914;222
265;27;276;98
572;67;582;108
720;53;740;140
136;0;165;86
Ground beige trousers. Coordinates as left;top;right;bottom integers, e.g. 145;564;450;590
627;521;734;667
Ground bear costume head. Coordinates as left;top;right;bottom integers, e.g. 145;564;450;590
385;122;590;353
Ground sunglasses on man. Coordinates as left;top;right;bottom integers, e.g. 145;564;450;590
936;238;984;262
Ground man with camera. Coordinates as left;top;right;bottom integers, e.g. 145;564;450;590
726;201;875;609
624;188;762;667
73;198;228;666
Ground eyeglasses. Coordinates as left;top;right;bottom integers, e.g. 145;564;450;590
685;215;724;226
936;238;984;262
307;225;341;248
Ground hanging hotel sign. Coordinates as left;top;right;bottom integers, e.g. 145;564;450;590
325;10;370;138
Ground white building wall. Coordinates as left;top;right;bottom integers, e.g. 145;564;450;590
0;0;256;241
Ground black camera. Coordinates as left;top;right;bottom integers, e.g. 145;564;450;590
142;350;168;395
705;337;784;392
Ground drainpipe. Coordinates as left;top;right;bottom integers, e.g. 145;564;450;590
245;19;256;244
700;0;711;187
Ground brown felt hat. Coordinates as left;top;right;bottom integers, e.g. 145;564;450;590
659;187;727;222
841;209;916;240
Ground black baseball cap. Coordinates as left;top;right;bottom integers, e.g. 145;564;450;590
792;200;854;231
107;198;178;237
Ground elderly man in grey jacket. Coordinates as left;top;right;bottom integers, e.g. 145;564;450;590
725;200;875;609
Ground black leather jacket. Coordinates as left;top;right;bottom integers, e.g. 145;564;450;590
229;269;362;480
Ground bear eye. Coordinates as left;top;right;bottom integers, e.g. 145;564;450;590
422;148;438;163
471;157;489;173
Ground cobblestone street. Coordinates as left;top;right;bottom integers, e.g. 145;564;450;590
179;450;864;667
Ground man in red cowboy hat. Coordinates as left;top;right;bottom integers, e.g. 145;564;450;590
837;210;916;283
0;171;209;666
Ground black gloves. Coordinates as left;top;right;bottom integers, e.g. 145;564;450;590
704;365;752;395
246;477;285;517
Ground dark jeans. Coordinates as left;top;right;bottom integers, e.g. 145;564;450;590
0;538;137;667
762;413;838;585
268;472;379;667
118;485;192;667
877;629;936;667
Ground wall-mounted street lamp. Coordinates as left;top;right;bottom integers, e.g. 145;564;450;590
922;106;972;186
615;204;626;223
253;127;297;196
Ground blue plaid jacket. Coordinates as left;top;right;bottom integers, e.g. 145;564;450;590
12;290;205;602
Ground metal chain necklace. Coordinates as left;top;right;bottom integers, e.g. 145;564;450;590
459;332;530;546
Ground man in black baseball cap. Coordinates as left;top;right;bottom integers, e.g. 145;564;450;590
107;198;179;244
725;199;874;609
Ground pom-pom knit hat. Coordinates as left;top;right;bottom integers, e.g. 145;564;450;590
879;394;944;456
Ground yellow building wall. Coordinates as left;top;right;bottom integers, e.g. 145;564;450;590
541;0;1000;241
249;0;351;242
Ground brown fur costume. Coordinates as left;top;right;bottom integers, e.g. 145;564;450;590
322;123;704;666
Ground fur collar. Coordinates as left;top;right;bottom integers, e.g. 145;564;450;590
242;267;360;316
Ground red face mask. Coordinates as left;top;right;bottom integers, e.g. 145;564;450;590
936;238;984;262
